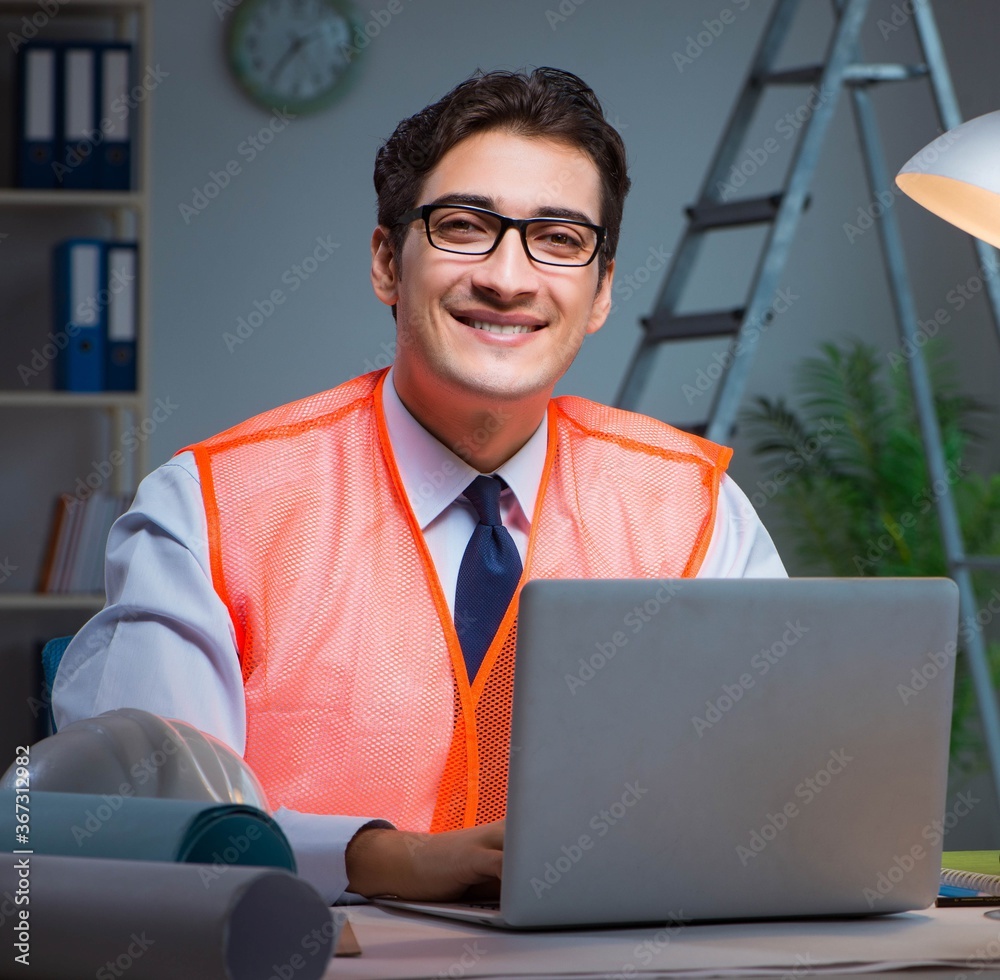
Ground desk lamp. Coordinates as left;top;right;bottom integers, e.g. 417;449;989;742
896;108;1000;247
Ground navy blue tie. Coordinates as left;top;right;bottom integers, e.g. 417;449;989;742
454;475;523;681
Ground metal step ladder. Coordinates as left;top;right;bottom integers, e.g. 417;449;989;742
617;0;1000;800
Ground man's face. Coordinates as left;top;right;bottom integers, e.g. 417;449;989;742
371;129;615;414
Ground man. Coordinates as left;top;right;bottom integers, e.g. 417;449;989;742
55;67;785;904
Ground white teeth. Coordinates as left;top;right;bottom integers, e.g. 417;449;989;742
469;320;536;335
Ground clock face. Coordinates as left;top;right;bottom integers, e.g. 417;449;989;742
229;0;361;114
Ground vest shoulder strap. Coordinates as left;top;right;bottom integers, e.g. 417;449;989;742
179;370;384;458
552;395;733;473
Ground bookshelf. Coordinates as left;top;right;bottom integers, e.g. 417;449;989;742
0;0;152;748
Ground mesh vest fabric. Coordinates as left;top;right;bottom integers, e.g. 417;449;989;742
183;370;731;832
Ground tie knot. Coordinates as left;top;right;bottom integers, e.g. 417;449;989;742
463;475;505;527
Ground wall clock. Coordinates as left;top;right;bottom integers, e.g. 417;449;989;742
228;0;362;114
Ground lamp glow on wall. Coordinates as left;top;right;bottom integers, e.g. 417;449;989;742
896;109;1000;247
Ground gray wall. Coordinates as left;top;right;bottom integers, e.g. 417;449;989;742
148;0;1000;529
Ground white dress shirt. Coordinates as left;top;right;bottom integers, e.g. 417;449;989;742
53;370;786;903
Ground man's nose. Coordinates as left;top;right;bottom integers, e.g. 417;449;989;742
470;227;541;299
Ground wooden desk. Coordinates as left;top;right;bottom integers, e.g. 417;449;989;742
327;903;1000;979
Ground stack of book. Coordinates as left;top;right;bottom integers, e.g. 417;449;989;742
38;491;132;594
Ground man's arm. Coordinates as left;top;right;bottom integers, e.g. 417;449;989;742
51;453;503;903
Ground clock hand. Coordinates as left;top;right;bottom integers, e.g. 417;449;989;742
269;32;309;85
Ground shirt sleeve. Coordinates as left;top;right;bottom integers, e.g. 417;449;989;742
698;474;787;578
51;451;389;904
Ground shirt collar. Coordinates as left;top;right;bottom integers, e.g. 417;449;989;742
381;367;547;529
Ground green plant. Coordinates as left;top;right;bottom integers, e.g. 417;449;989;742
741;338;1000;771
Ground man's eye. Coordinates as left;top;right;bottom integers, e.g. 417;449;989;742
532;226;585;249
435;214;492;236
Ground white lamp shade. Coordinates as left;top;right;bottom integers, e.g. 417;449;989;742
896;108;1000;249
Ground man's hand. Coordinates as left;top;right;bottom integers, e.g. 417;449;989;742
345;820;504;900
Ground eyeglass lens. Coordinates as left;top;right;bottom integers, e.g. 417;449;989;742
426;207;598;265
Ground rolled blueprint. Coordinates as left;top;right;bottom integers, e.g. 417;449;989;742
0;791;295;872
0;855;339;980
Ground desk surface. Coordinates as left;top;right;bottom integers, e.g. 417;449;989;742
327;903;1000;980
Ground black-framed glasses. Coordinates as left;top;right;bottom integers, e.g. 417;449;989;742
395;204;606;267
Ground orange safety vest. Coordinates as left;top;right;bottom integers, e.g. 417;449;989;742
183;369;731;831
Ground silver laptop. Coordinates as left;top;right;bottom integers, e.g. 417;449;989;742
378;578;959;929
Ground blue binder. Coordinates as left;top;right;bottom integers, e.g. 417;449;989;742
105;241;138;390
16;42;59;188
57;44;101;190
53;239;106;391
97;43;134;190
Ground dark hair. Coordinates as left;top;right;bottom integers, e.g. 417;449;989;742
374;67;630;283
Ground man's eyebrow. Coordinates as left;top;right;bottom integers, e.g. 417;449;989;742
425;193;598;226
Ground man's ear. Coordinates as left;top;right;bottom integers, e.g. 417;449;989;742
370;226;399;307
586;258;615;336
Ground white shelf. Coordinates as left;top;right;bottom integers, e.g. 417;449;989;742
0;189;144;209
0;593;105;612
0;391;142;408
0;0;148;11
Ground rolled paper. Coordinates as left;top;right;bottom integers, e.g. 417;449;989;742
0;855;339;980
0;791;295;873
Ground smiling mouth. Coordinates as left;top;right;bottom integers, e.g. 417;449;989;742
455;316;544;335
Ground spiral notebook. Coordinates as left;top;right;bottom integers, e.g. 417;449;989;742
940;851;1000;899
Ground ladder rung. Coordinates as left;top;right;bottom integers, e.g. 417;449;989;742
843;63;929;84
758;65;823;86
759;63;928;87
953;556;1000;571
642;310;744;343
685;195;783;231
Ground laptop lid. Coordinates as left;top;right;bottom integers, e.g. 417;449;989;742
499;577;959;928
